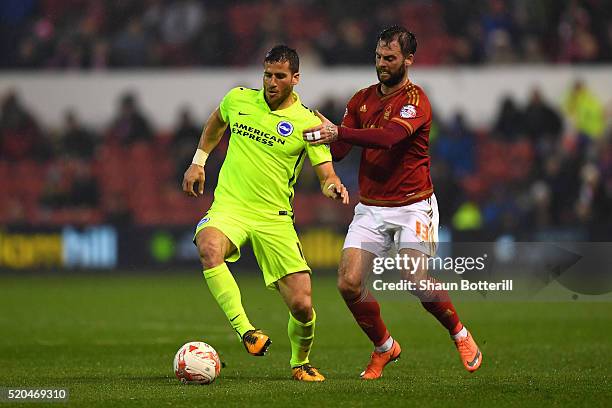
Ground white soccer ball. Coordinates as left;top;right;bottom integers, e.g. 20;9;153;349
173;341;221;384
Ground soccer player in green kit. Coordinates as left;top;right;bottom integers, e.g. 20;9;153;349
182;45;349;382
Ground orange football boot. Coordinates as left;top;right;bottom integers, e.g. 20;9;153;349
454;330;482;372
291;364;326;382
241;329;271;356
360;340;402;380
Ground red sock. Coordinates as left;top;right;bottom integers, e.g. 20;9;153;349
345;291;390;347
414;278;463;335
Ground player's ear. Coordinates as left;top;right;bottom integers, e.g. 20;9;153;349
292;72;300;86
405;54;414;68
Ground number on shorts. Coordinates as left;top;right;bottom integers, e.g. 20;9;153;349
415;220;430;242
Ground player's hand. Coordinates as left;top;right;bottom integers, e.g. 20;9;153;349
323;181;349;205
303;110;339;145
182;164;205;197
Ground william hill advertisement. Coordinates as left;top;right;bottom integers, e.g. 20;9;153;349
0;227;118;270
0;226;342;271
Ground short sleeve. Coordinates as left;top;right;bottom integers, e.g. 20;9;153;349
306;143;332;166
218;87;240;123
301;113;331;165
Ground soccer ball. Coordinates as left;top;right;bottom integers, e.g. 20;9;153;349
173;341;221;384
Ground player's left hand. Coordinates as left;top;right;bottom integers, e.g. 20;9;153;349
182;163;205;197
323;181;349;204
303;110;339;145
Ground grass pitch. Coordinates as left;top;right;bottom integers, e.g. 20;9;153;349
1;272;611;407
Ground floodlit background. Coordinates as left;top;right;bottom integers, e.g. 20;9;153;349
1;1;611;406
1;0;611;273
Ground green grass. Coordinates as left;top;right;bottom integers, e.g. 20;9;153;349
1;272;611;407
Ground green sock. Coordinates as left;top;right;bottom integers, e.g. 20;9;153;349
203;263;255;339
288;309;316;368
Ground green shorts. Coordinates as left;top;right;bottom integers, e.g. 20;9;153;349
194;209;310;288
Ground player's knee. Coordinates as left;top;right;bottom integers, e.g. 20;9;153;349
337;255;363;300
198;239;225;269
400;265;427;285
289;296;313;322
337;274;362;301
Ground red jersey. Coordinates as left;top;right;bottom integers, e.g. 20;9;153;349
335;81;433;206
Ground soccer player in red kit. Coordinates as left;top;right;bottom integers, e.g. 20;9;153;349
303;25;482;379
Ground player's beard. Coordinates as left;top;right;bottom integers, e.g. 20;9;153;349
377;63;406;87
265;86;292;107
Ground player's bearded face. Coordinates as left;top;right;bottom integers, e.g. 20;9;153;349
375;40;409;87
377;62;406;87
263;61;299;108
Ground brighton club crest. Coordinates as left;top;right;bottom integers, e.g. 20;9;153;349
277;121;294;137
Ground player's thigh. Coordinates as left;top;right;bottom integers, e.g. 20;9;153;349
397;247;429;283
193;212;248;265
397;195;439;257
250;220;310;289
343;203;393;257
338;247;377;298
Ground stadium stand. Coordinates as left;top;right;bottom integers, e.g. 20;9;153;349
1;0;611;241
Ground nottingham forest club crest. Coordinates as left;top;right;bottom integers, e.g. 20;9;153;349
277;121;294;137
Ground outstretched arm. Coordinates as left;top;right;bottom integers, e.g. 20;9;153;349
303;111;410;149
313;161;350;205
182;108;228;197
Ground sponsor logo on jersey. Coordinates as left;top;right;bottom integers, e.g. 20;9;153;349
400;104;417;119
232;122;286;147
277;121;293;137
360;104;367;112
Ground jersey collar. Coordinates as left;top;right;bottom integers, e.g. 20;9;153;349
377;79;412;101
258;89;302;116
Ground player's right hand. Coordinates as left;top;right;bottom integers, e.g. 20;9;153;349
182;164;205;197
303;110;339;145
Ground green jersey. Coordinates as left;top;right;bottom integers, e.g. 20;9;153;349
212;87;331;219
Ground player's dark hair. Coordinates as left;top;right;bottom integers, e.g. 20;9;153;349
264;45;300;73
378;25;417;56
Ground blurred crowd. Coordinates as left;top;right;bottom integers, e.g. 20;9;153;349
1;79;611;240
2;0;612;69
2;0;611;240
